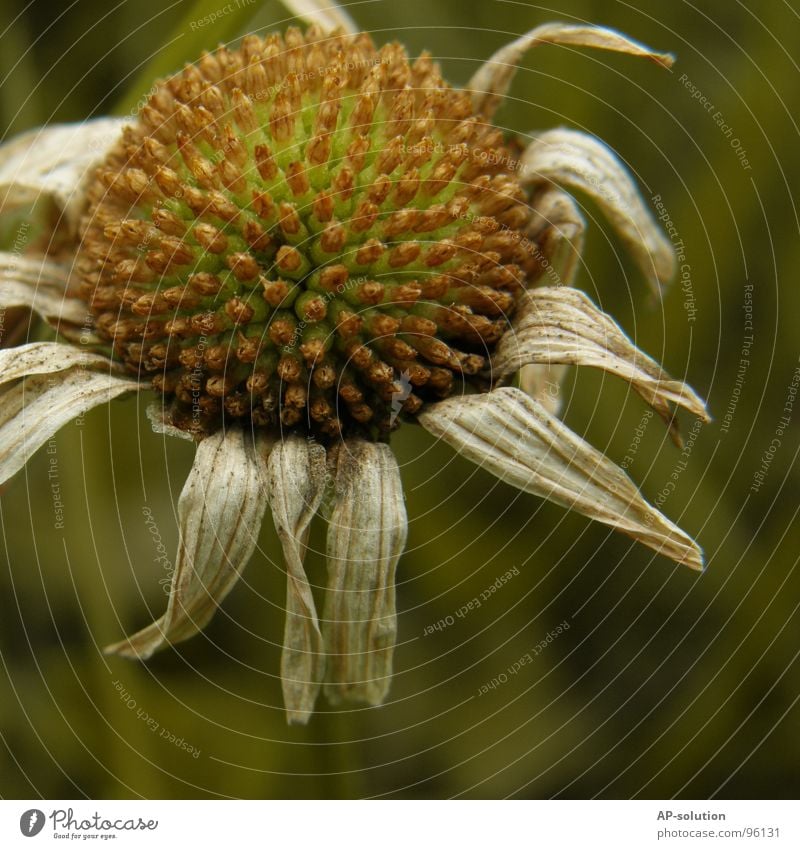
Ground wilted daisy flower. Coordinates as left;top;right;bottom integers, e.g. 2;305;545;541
0;4;708;723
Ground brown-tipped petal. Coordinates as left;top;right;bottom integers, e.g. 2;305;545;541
0;369;139;486
0;119;127;239
519;129;675;292
279;0;357;33
0;341;119;387
265;434;327;725
323;439;408;706
469;23;673;118
419;387;704;570
105;427;269;659
492;287;710;438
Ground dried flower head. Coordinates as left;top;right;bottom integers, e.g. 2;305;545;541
0;1;709;724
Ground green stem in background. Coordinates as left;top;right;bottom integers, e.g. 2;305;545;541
312;708;363;799
113;0;265;116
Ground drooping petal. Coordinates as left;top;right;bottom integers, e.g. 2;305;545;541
0;369;139;486
0;119;127;240
492;287;709;441
419;387;703;570
265;435;327;725
469;23;673;119
323;439;408;706
519;186;586;414
105;427;268;659
0;253;88;327
520;129;675;292
0;341;118;387
279;0;357;33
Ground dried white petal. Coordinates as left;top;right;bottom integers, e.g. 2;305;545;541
520;129;675;292
0;369;139;486
493;287;709;441
146;403;195;442
0;341;118;387
519;362;567;417
527;185;586;288
106;427;268;659
469;22;673;118
323;439;408;706
0;253;88;327
265;435;327;725
419;387;703;570
0;119;127;237
279;0;357;33
519;186;586;414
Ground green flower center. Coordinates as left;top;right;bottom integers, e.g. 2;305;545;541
77;27;534;438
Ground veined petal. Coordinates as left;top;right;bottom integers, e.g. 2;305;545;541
323;439;408;706
265;435;327;725
0;369;139;486
519;186;586;415
0;341;118;387
0;253;88;327
279;0;357;33
419;387;703;570
520;129;675;292
469;22;673;118
527;185;586;288
493;287;709;441
0;119;126;239
106;427;268;659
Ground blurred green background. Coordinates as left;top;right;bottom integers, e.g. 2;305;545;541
1;0;798;799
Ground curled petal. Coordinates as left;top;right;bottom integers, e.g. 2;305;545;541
323;439;408;706
419;387;703;570
519;186;586;414
0;369;139;486
493;287;709;442
265;435;327;725
0;341;118;388
519;362;567;418
520;129;675;292
279;0;357;33
0;119;127;239
0;253;89;327
469;22;673;118
146;403;195;442
527;185;586;288
106;427;268;659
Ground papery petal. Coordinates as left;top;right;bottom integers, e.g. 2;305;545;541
323;439;408;706
520;129;675;292
106;427;268;659
0;369;139;485
0;253;89;327
527;185;586;288
469;22;673;119
265;434;327;725
493;287;709;441
0;341;118;387
279;0;357;33
519;186;586;414
0;119;127;238
419;387;704;570
146;403;195;442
